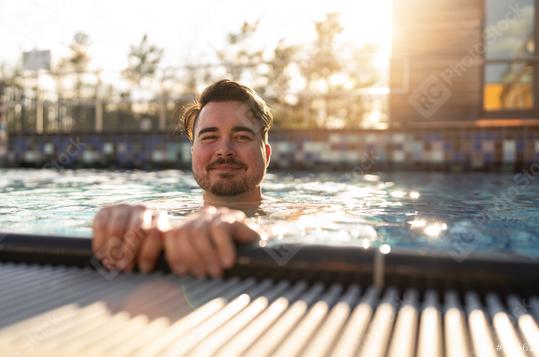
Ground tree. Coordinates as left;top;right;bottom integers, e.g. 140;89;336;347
123;34;163;89
0;64;27;132
297;13;383;128
261;40;297;127
263;40;296;102
57;32;91;100
215;21;301;127
0;64;24;92
343;44;381;128
54;32;95;131
121;34;163;131
300;12;344;127
216;21;264;84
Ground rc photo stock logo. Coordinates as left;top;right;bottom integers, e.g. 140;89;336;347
409;75;452;119
91;236;136;281
447;230;483;262
43;136;86;171
262;242;303;266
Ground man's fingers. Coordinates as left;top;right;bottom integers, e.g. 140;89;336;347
209;224;236;269
184;228;210;278
122;207;152;272
163;228;181;273
106;204;132;241
164;228;190;276
101;204;131;270
92;206;111;254
94;205;131;270
160;208;261;277
231;220;260;243
137;227;163;273
190;230;222;278
214;208;258;243
137;211;168;273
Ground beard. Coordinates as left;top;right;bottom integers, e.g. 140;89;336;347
193;158;261;197
204;174;251;196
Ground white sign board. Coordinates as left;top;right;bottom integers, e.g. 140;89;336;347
23;50;51;71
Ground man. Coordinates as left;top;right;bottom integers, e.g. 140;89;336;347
92;80;272;279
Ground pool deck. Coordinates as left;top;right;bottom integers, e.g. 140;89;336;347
0;233;538;356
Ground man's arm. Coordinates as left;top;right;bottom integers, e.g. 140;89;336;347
92;204;259;278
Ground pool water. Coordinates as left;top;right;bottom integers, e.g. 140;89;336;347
0;169;538;259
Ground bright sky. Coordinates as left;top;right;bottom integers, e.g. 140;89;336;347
0;0;392;73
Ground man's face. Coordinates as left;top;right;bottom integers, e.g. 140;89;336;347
191;101;271;197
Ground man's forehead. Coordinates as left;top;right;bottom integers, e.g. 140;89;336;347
195;101;261;133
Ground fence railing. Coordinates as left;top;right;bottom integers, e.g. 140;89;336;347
1;88;389;135
2;95;183;135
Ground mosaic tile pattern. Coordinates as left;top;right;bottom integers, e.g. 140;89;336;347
4;128;539;171
0;118;7;160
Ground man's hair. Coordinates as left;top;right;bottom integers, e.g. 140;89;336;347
179;79;273;143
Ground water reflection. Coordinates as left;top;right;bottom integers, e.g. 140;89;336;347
0;169;538;258
408;218;448;239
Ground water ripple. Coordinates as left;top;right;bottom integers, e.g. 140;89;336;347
0;169;538;258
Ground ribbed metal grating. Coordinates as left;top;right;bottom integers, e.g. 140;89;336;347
0;262;538;357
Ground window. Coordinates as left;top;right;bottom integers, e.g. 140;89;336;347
482;0;538;115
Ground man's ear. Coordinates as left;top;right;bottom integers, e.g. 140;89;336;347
264;143;272;168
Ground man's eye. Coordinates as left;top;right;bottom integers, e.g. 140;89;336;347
236;135;252;141
201;135;217;141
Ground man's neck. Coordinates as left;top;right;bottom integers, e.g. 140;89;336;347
202;187;263;211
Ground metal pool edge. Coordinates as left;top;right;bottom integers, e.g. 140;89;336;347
0;232;538;294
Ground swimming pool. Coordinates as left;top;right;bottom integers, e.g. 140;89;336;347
1;169;538;260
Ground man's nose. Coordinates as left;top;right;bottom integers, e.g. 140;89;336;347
215;138;235;157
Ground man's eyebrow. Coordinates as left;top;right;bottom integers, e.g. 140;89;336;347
231;126;257;135
197;127;218;137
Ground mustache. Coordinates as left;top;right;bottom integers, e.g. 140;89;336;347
207;158;247;170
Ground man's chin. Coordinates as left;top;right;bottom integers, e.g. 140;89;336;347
210;187;248;197
209;179;249;197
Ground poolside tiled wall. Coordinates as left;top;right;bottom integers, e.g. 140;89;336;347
0;115;7;163
4;127;539;171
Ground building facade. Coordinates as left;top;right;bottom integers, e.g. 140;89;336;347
390;0;539;126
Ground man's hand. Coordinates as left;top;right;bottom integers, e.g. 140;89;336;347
92;204;166;273
164;206;259;278
92;204;259;278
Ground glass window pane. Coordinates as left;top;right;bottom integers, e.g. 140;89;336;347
483;62;534;110
485;0;535;60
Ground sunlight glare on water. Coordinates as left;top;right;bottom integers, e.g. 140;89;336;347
0;169;538;258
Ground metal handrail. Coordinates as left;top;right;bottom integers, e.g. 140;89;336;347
1;232;538;294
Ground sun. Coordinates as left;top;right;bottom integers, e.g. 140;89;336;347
319;0;393;85
335;0;392;53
